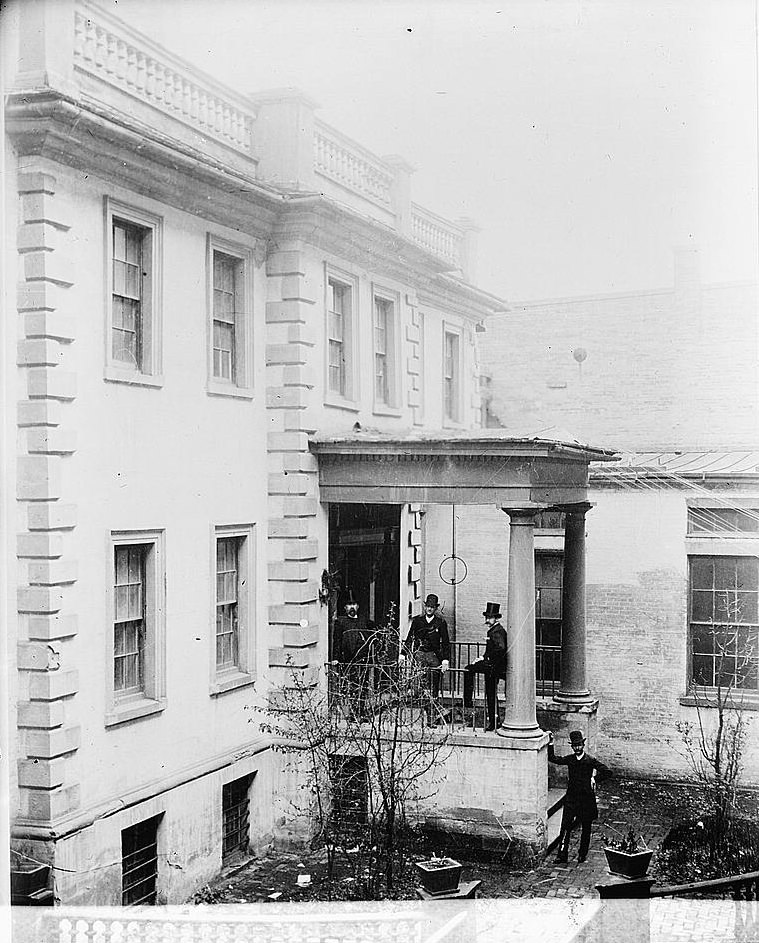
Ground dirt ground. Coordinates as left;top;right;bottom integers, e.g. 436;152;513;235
192;777;740;903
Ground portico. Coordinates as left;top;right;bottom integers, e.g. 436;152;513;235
311;430;617;848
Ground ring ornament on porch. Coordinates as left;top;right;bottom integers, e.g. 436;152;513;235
603;827;654;880
439;555;468;585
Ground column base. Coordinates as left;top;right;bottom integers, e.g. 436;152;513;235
496;722;543;740
553;689;594;706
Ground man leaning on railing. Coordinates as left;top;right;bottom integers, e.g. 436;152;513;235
400;593;450;725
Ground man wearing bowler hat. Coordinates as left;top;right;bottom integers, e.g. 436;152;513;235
462;602;507;731
548;729;607;863
403;593;450;723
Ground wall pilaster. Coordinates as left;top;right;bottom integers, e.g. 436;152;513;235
15;166;80;828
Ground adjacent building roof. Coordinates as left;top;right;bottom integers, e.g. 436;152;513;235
592;450;759;481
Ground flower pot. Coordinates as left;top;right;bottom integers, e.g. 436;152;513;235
414;858;463;895
11;863;50;898
604;848;653;880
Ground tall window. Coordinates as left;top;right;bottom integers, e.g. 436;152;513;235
374;297;390;404
212;525;256;692
212;252;238;382
443;330;460;422
535;552;563;694
689;556;759;690
328;278;351;397
207;237;252;397
106;200;161;383
112;221;144;367
108;530;166;727
114;545;147;696
222;775;253;861
216;536;241;669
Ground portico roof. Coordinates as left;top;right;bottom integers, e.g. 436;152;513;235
310;429;618;506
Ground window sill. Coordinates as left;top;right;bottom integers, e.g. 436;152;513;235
324;397;360;413
680;694;759;711
372;405;403;418
105;696;166;727
210;670;256;696
206;381;254;401
104;368;164;389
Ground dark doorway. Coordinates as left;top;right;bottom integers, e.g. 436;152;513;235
328;504;401;643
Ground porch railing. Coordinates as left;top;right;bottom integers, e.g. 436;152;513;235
650;869;759;900
451;641;561;699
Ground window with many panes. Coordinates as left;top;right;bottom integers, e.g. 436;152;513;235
216;536;241;669
207;237;252;397
327;277;353;398
121;815;162;906
212;525;256;693
222;775;253;861
535;552;563;694
373;292;397;409
689;555;759;691
107;531;166;727
443;330;460;422
106;200;162;383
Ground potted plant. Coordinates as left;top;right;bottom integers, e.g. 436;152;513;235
603;827;654;880
414;856;463;894
10;853;51;899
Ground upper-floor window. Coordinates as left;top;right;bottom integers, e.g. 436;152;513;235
207;237;253;398
212;524;257;694
688;507;759;535
106;200;162;386
372;291;399;411
216;535;241;669
326;275;355;401
443;329;461;422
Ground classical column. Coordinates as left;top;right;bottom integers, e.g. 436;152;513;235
500;509;541;738
554;503;593;703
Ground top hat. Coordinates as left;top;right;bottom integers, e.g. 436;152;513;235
482;602;501;619
424;593;439;608
342;589;358;607
569;730;585;747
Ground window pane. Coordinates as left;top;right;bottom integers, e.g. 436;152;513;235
692;654;714;686
691;557;714;589
539;620;562;647
691;590;714;623
715;558;737;590
692;624;716;654
736;557;758;591
539;588;562;620
736;592;758;623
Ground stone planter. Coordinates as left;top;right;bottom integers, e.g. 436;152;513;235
11;862;50;898
414;858;463;895
604;847;654;880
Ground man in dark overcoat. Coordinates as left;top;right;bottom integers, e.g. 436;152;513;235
548;730;607;863
403;593;450;723
463;601;507;731
331;590;375;716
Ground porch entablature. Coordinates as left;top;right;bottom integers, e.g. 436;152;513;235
311;431;618;507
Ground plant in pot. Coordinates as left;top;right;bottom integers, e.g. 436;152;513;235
603;827;654;880
414;856;463;895
10;851;51;899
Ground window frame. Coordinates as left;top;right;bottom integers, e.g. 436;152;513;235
104;198;163;387
442;324;463;425
211;523;257;695
106;529;166;727
371;286;401;415
206;235;254;399
324;267;359;409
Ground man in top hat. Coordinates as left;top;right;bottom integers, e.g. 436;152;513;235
331;589;375;664
403;593;450;721
548;730;608;863
462;602;507;732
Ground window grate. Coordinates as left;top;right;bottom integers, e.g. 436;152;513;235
222;776;251;860
121;816;161;906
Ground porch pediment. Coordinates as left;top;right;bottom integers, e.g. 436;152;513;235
310;430;617;507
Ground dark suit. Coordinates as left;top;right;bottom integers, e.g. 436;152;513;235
332;614;374;664
463;621;507;727
548;747;604;859
404;613;450;710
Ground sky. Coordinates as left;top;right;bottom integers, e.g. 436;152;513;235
105;0;758;302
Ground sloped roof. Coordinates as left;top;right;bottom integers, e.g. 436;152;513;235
592;450;759;479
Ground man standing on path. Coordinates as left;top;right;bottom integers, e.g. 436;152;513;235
462;601;507;732
403;593;450;724
548;730;606;863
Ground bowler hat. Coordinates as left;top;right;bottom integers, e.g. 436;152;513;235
569;730;585;746
424;593;439;608
482;602;501;619
342;589;358;607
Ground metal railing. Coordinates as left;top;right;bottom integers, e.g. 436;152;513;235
452;642;561;698
651;869;759;900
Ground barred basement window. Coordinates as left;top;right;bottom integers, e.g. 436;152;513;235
121;815;162;906
329;755;368;826
689;556;759;690
222;775;252;861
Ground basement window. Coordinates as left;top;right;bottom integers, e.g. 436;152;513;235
121;815;162;906
222;775;253;861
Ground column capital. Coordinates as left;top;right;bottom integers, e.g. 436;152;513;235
500;507;538;524
559;501;594;517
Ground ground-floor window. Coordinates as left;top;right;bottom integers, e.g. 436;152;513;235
535;551;563;694
121;815;162;906
689;555;759;690
222;775;253;861
329;755;368;826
